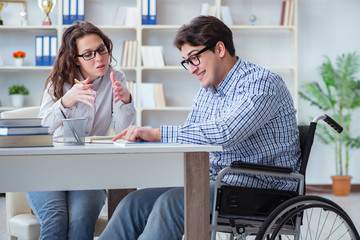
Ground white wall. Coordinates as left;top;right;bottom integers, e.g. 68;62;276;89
297;0;360;184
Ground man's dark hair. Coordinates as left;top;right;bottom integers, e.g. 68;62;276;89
174;15;235;57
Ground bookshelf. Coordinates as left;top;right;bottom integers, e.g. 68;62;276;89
0;0;298;126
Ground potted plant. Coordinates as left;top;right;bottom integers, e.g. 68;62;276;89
299;52;360;196
8;85;29;107
13;51;26;66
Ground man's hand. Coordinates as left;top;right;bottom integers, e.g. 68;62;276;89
113;126;161;142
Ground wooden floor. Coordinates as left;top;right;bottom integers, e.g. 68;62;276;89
1;193;359;240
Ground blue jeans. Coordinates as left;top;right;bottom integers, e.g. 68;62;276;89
26;190;106;240
99;181;215;240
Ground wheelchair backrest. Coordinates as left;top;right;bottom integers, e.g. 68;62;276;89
298;123;317;177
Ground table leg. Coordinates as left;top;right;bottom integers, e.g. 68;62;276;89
107;188;137;219
184;152;210;240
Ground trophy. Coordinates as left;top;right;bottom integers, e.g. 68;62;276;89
38;0;56;26
0;2;7;25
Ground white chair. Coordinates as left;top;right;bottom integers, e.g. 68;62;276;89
1;106;107;240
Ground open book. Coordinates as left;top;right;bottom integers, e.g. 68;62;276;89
114;139;180;147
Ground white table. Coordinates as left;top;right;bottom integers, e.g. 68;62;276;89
0;142;222;239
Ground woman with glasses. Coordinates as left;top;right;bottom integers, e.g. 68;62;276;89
26;21;136;240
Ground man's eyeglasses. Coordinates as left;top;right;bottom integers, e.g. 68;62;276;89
76;45;108;61
180;45;212;70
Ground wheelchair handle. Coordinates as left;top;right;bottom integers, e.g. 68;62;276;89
312;114;343;133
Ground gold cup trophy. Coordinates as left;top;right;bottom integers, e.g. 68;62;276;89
0;2;7;25
38;0;56;25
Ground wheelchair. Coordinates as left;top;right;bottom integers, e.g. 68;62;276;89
211;114;360;240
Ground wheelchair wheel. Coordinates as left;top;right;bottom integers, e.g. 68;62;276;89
255;195;360;240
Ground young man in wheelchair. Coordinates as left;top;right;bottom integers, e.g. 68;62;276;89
98;15;301;240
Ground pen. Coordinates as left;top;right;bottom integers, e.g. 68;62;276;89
59;107;81;143
74;78;93;93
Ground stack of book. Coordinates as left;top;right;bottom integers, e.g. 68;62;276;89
121;40;137;67
0;118;53;148
127;81;166;108
280;0;295;26
113;7;138;26
141;46;165;67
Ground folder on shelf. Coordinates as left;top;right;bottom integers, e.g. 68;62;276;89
35;36;43;66
43;36;50;66
69;0;77;24
77;0;85;21
50;36;57;66
63;0;70;24
142;0;149;25
149;0;157;25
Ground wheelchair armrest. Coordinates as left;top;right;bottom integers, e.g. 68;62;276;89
230;161;293;174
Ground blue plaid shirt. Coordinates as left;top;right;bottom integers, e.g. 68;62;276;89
161;58;301;191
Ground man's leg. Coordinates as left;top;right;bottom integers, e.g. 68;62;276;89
139;181;216;240
99;187;174;240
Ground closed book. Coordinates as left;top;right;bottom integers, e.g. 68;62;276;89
127;40;134;67
280;0;286;25
141;46;165;67
283;0;290;26
221;6;233;26
154;83;166;107
0;118;42;127
113;6;126;25
125;7;138;26
121;40;129;67
130;40;137;67
141;83;156;108
288;0;295;25
0;126;49;136
0;134;53;148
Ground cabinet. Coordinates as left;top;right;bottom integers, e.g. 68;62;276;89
0;0;297;127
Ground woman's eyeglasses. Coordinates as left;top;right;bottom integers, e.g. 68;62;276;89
76;45;108;61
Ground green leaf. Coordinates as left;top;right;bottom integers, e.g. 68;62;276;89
8;85;30;95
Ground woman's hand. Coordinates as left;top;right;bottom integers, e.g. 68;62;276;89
112;126;161;142
61;77;97;108
111;71;131;104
